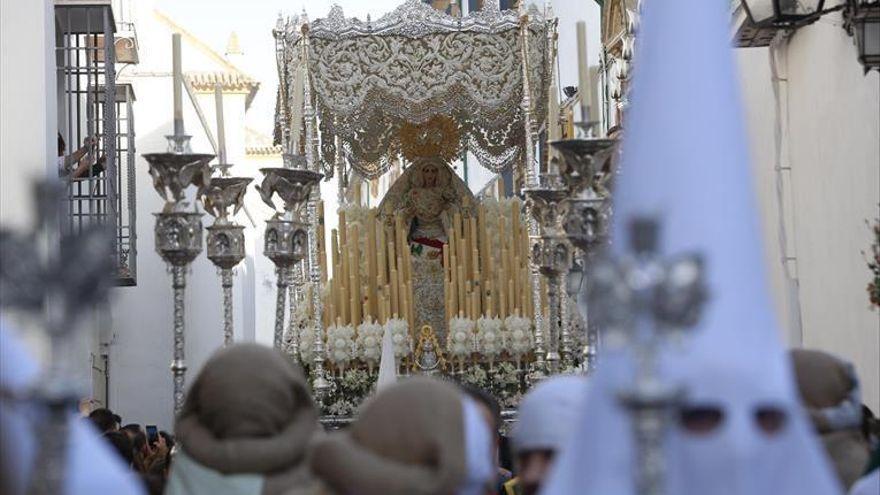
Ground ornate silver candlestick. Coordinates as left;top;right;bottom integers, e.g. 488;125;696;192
202;175;252;345
551;136;617;371
143;135;214;414
0;181;114;495
256;160;322;350
523;179;571;374
589;217;707;495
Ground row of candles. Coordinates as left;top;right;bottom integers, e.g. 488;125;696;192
442;200;536;323
321;197;546;334
324;209;417;329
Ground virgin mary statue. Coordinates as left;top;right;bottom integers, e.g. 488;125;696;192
377;119;476;342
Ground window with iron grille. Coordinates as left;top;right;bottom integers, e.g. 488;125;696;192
56;2;137;286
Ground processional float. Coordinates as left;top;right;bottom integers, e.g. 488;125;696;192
271;0;622;413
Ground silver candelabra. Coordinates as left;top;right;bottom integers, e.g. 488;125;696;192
143;133;214;415
523;176;571;374
202;173;252;346
256;155;322;349
551;135;616;371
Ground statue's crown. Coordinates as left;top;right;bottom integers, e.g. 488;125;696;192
398;115;461;164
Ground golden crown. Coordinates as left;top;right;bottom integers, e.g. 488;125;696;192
398;115;462;164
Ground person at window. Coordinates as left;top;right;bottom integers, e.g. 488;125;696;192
58;134;105;179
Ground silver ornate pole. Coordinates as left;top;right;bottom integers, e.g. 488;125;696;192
518;2;548;379
202;176;251;346
286;263;304;357
299;16;332;404
523;178;571;375
143;135;213;415
552;136;616;371
203;83;252;346
589;218;707;495
221;268;234;343
152;208;206;414
144;35;215;415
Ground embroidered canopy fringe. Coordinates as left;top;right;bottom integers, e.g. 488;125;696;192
273;0;556;180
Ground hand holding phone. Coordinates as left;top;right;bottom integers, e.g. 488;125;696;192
146;424;158;445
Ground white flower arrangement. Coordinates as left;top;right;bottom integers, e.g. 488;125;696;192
504;314;533;365
326;324;356;374
356;318;384;369
386;318;412;360
447;316;475;368
476;316;504;367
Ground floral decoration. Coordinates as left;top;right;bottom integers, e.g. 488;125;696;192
356;318;384;368
326;323;357;373
386;318;412;359
447;316;475;365
504;314;533;363
476;316;504;366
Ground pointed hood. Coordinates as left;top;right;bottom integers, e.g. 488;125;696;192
540;0;841;493
0;326;145;495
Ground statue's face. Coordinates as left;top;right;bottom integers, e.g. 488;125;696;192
423;164;439;187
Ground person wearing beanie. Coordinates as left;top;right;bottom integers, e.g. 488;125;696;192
791;349;871;490
310;377;495;495
166;344;323;495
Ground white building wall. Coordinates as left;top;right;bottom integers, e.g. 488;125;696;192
737;14;880;411
0;0;57;229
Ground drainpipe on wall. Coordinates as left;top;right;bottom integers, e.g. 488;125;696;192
769;31;805;347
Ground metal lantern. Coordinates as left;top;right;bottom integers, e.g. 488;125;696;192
847;0;880;71
257;165;323;350
740;0;826;27
202;176;252;345
565;256;586;299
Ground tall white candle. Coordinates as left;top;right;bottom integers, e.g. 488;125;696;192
576;21;592;123
214;83;226;164
172;33;184;136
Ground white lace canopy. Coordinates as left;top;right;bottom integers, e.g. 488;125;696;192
274;0;557;180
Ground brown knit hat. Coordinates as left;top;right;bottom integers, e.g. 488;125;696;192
310;377;468;495
175;344;321;495
790;348;870;489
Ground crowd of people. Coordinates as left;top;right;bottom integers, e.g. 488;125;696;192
85;408;174;495
70;343;877;495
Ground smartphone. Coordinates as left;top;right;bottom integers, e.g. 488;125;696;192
146;424;158;444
